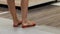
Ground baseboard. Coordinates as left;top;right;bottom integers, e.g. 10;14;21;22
0;1;57;10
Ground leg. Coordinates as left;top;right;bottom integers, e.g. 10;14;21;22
21;0;36;28
7;0;22;27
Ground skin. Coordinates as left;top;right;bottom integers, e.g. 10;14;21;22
7;0;35;26
7;0;19;25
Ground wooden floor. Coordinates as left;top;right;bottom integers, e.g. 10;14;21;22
0;5;60;28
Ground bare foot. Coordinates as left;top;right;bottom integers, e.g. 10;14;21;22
22;20;36;28
13;20;22;27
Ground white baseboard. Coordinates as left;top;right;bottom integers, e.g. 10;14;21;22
51;2;60;6
0;0;55;7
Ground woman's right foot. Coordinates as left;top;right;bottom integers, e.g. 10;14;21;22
13;20;22;27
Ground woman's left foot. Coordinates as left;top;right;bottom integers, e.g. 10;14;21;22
22;21;36;28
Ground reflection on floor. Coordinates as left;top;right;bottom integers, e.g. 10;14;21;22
51;2;60;6
0;17;60;34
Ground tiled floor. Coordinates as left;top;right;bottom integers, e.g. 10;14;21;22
0;17;60;34
0;5;60;28
0;5;60;34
